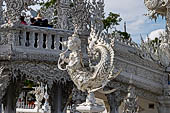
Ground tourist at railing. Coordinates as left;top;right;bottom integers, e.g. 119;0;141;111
33;13;44;26
20;16;27;25
42;19;53;28
30;18;36;26
30;13;53;28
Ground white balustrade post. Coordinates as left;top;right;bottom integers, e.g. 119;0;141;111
20;31;26;47
29;31;35;48
47;34;52;49
38;33;44;49
54;35;60;50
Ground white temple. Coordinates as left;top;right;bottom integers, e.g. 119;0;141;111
1;0;170;113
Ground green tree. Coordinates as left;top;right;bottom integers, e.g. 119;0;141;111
103;12;130;39
41;0;57;8
102;12;122;33
117;31;131;39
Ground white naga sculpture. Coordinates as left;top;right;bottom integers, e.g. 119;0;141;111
58;29;121;94
58;0;121;94
58;0;121;112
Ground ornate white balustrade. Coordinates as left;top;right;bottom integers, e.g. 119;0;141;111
16;102;51;113
13;26;71;50
0;25;73;61
16;101;35;109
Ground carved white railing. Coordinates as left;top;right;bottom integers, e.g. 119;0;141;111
0;24;140;61
0;25;73;61
0;25;72;47
16;101;35;109
16;106;51;113
16;108;46;113
13;26;72;50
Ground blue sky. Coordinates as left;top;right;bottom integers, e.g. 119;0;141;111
104;0;166;43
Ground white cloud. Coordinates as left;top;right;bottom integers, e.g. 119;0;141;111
147;29;165;40
105;0;147;20
104;0;165;43
127;17;146;31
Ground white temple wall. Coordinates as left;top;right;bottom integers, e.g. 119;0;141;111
138;98;159;113
119;97;159;113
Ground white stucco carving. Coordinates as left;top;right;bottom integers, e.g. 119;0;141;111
141;1;170;68
144;0;168;19
58;30;121;93
144;0;160;10
58;0;122;112
0;0;169;113
58;0;121;94
42;85;50;112
123;85;139;113
34;83;44;110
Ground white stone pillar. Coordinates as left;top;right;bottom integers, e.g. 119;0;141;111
107;94;118;113
57;85;62;113
4;82;16;113
50;84;63;113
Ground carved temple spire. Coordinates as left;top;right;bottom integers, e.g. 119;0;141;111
34;83;44;112
123;76;139;113
42;85;50;113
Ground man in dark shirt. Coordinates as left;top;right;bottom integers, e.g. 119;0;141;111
33;13;43;26
30;18;36;26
